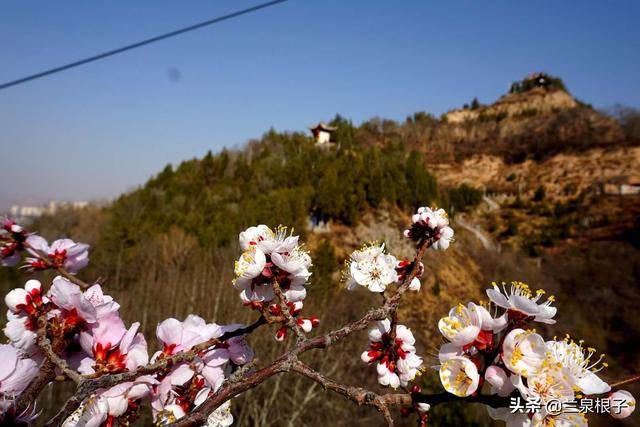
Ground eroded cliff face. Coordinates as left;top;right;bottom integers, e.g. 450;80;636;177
404;86;628;165
431;146;640;198
445;87;579;123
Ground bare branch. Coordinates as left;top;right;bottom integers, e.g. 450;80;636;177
290;360;408;425
609;373;640;389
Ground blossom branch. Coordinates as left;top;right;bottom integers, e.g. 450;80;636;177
166;238;432;425
23;241;91;289
45;316;268;426
4;209;636;427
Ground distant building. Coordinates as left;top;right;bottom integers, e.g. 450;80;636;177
601;176;640;196
6;201;89;225
308;122;337;146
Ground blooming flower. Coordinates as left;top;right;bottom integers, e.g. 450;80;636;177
48;277;100;328
404;207;454;250
78;319;148;375
238;225;274;251
361;319;423;388
438;356;479;397
545;338;610;395
205;400;234;427
345;243;398;293
150;316;252;423
25;236;89;273
486;282;556;324
512;366;575;406
0;344;39;399
155;315;222;357
234;225;312;305
63;376;157;427
438;303;484;347
501;328;546;378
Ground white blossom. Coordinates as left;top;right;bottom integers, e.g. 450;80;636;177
486;282;556;324
438;356;479;397
345;244;398;293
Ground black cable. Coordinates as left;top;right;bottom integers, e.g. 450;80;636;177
0;0;288;91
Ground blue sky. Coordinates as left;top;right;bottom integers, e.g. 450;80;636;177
1;0;639;209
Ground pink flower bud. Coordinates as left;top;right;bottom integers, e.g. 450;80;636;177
5;288;29;313
24;279;42;295
297;318;312;333
291;301;303;313
361;350;380;363
275;327;287;342
609;390;636;419
484;365;514;397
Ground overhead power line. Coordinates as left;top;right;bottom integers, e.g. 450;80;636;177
0;0;288;91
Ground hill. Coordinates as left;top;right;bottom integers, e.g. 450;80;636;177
4;73;640;426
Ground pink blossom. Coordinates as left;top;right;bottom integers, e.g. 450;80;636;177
25;236;89;273
220;324;255;365
63;375;157;427
49;276;98;325
155;315;222;356
0;344;39;398
0;219;28;267
78;320;148;375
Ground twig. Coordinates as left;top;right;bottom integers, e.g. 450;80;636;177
272;281;305;341
609;373;640;389
35;314;82;384
290;360;409;426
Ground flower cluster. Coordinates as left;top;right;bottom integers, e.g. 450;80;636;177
0;217;89;274
150;316;251;425
233;225;319;340
361;319;423;389
404;207;454;250
0;220;250;426
25;236;89;273
436;281;636;425
1;274;250;426
0;219;28;267
344;243;424;293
